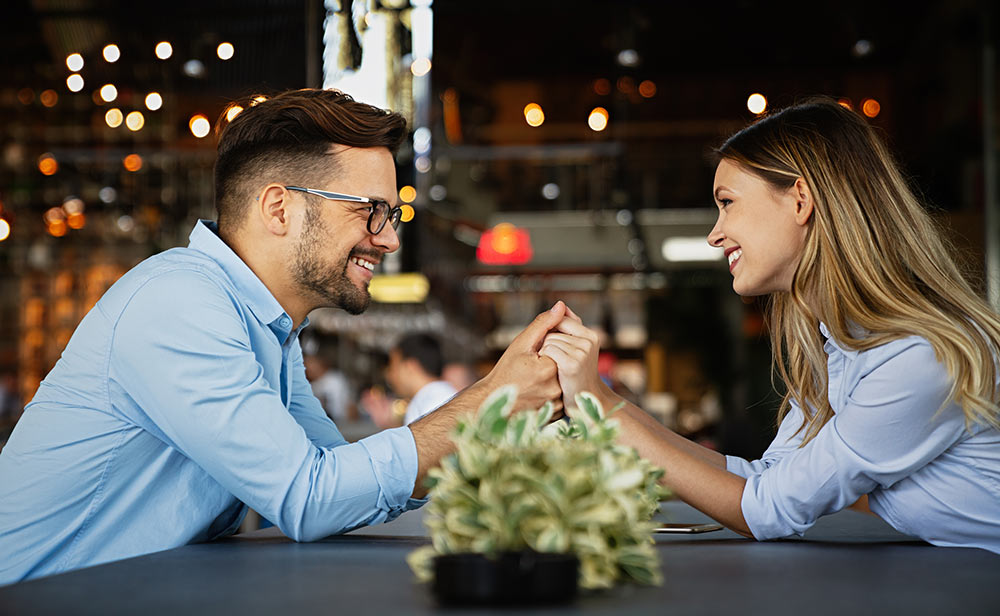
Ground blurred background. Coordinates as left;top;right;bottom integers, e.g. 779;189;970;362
0;0;995;458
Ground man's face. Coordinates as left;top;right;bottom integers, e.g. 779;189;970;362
290;146;399;315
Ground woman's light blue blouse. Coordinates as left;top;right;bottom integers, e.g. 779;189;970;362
726;323;1000;554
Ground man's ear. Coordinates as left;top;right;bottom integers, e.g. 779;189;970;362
792;177;814;226
257;184;294;236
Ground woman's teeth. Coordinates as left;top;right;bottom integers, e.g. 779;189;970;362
728;249;742;267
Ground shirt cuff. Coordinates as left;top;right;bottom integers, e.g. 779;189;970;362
357;426;420;516
741;471;805;540
726;454;757;478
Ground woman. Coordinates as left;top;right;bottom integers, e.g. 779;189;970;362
541;98;1000;553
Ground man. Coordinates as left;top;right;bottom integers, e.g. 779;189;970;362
0;89;564;585
363;333;457;428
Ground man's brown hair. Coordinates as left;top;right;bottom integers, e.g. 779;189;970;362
213;88;407;236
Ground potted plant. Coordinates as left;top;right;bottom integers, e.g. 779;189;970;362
407;386;666;605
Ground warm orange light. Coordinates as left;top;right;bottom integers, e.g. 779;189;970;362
400;204;415;223
523;103;544;127
225;105;244;122
0;219;10;242
399;185;417;202
105;108;124;128
588;107;609;132
38;154;58;176
252;95;267;105
189;114;211;138
862;98;881;118
593;78;611;96
40;89;58;107
44;206;66;224
616;76;635;94
67;212;85;229
491;223;518;255
123;153;143;172
638;80;657;98
837;98;853;110
125;111;145;131
48;220;68;237
17;88;34;105
747;93;767;115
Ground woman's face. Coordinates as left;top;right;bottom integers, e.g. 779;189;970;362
708;159;810;296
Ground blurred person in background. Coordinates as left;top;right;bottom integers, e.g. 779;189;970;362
0;88;565;584
361;333;456;428
541;98;1000;554
301;334;357;423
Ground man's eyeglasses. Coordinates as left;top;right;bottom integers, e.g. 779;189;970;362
285;186;402;235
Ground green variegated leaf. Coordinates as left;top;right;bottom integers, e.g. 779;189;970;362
576;391;604;423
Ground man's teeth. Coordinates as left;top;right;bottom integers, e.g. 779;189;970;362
728;249;743;266
351;257;375;271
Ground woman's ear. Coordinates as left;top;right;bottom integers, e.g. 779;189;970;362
792;177;814;226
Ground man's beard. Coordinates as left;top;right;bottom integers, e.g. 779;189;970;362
292;210;372;315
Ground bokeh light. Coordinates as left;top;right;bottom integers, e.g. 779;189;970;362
588;107;609;132
638;80;657;98
145;92;163;111
400;204;415;223
747;93;767;115
105;108;123;128
0;219;10;242
103;44;120;63
862;98;881;118
155;41;173;60
66;74;84;92
40;89;58;107
410;57;432;76
217;42;235;60
593;78;611;96
123;154;143;172
189;114;211;138
66;53;84;72
100;84;118;103
399;185;417;202
125;111;145;131
523;103;544;127
225;105;244;122
38;154;58;175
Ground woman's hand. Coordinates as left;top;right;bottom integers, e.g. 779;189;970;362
538;305;612;410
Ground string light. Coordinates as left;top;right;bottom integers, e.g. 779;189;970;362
123;154;143;172
217;42;234;60
38;153;58;175
399;186;417;202
862;98;881;118
400;204;415;223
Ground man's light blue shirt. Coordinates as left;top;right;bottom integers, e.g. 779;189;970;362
0;220;424;585
727;323;1000;553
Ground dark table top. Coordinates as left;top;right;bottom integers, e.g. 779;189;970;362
2;501;997;615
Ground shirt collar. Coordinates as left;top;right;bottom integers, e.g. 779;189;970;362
818;321;860;358
188;219;291;328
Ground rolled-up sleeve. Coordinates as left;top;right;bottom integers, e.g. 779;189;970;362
740;339;968;540
110;269;422;542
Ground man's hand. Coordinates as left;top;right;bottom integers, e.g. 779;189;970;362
408;301;567;498
480;301;567;413
538;304;613;411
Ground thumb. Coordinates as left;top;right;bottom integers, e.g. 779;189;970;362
511;301;566;353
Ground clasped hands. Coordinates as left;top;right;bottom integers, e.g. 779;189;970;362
486;300;612;419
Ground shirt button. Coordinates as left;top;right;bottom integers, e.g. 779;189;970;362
279;317;291;328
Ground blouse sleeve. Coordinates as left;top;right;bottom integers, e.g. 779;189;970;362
740;338;969;540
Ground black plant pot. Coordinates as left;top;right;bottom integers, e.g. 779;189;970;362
432;551;579;606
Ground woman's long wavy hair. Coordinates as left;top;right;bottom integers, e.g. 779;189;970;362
719;97;1000;444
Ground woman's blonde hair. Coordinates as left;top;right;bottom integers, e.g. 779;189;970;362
718;97;1000;444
